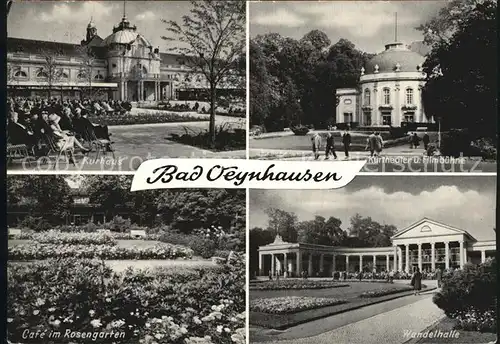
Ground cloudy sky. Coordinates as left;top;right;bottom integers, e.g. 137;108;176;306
250;176;497;241
8;1;192;49
250;1;446;53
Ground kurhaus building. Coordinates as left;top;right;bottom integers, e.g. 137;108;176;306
336;40;431;128
7;11;238;101
258;218;496;277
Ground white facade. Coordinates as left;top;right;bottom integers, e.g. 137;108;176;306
336;42;430;127
257;218;496;277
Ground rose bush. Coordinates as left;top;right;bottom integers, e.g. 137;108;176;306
8;254;246;344
9;242;193;260
250;296;346;314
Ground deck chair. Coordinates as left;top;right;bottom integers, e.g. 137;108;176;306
82;125;115;160
41;133;76;168
7;143;32;167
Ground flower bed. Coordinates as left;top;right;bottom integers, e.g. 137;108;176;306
8;256;246;344
14;230;117;246
249;279;349;290
453;308;497;332
250;296;347;314
87;112;206;126
359;286;414;298
9;242;193;261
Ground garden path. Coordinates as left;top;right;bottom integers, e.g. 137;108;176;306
251;290;445;344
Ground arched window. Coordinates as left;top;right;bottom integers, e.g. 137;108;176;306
383;88;390;105
406;88;414;105
94;72;104;80
142;66;148;75
36;70;48;79
14;70;27;78
61;72;69;79
363;89;371;106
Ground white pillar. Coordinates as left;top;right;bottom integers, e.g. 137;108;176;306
308;254;313;276
481;250;486;263
346;255;350;272
284;253;288;273
431;242;436;271
319;254;324;274
296;252;302;276
405;244;410;273
386;255;390;272
445;242;450;269
258;253;263;275
271;254;275;276
359;255;363;272
459;241;464;268
398;247;403;271
373;255;377;272
463;245;467;266
393;246;398;271
418;243;422;272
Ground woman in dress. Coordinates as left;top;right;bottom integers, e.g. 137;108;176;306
411;267;422;295
48;114;89;153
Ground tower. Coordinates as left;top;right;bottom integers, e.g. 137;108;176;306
86;17;97;42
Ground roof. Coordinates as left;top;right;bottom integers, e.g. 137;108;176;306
102;30;151;46
7;37;107;59
365;42;425;74
160;53;183;66
391;217;477;241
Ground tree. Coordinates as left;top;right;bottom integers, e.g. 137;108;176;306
264;208;298;242
348;214;397;247
77;45;99;99
249;227;275;276
419;0;497;140
38;49;64;99
82;176;133;220
297;215;346;246
7;176;72;223
162;0;245;146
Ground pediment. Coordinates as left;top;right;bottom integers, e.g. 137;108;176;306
392;218;474;240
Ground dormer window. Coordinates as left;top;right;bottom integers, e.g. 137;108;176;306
14;70;27;78
36;70;48;79
94;71;104;80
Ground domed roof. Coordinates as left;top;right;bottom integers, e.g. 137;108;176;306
102;30;139;45
365;43;425;74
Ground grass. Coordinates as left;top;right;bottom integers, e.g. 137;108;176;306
168;124;246;152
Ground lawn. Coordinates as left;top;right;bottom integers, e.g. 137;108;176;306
414;317;496;344
250;281;426;329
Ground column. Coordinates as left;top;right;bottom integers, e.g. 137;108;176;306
459;241;464;268
386;255;390;272
332;254;336;272
405;244;410;273
373;255;377;272
283;253;288;274
431;242;435;271
463;245;467;266
308;254;313;276
271;254;275;276
444;241;450;269
393;246;398;271
258;253;263;276
137;81;141;101
398;247;403;271
346;255;350;273
359;255;363;272
481;250;486;263
296;251;302;276
319;254;324;274
373;87;379;124
417;243;422;272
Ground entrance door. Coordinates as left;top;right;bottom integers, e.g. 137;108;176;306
343;112;353;123
363;111;371;126
381;112;392;125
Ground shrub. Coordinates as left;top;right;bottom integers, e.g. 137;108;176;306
169;125;246;151
359;286;414;298
290;125;309;136
470;138;497;160
190;237;217;259
389;126;408;139
18;216;52;232
440;129;472;158
24;230;117;246
433;259;496;332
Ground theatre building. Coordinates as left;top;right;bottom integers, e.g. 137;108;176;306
7;11;241;101
258;218;496;277
335;40;432;128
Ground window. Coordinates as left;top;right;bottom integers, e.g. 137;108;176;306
112;63;117;68
61;72;69;79
77;72;86;79
382;112;392;125
14;70;27;78
343;112;353;123
94;72;104;80
36;70;48;78
363;89;371;105
383;88;390;105
344;99;352;105
406;88;414;105
404;113;415;123
363;112;371;126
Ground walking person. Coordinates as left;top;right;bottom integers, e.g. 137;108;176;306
411;133;421;149
423;132;430;151
435;267;442;289
342;128;351;159
411;267;422;295
325;132;338;160
368;132;377;157
375;132;384;156
311;133;322;160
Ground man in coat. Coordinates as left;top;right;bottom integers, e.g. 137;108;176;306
311;133;322;160
423;132;430;151
325;132;337;160
342;128;351;159
411;267;422;295
367;132;377;157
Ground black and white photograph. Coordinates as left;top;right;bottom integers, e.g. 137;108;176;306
249;176;497;344
7;175;246;344
6;1;246;172
249;0;497;172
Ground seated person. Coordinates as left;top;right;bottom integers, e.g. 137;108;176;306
7;111;37;151
47;114;89;154
59;107;74;132
102;101;114;113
